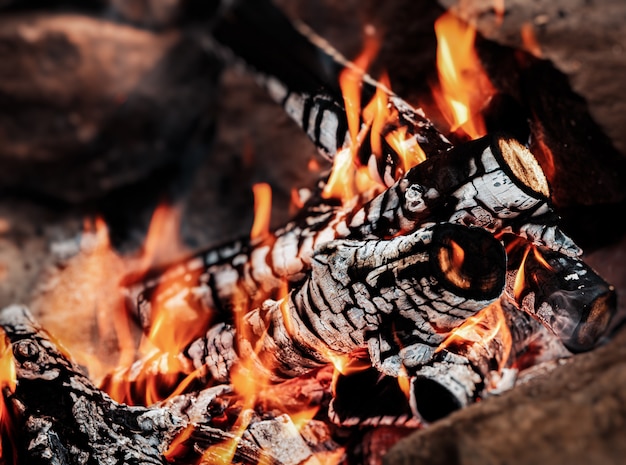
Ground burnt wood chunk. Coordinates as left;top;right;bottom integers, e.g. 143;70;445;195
408;298;572;423
503;239;618;353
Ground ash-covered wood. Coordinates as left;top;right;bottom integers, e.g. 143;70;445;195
123;134;578;336
181;223;505;386
0;304;342;465
408;298;572;423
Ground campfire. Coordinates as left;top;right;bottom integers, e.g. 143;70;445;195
0;0;625;464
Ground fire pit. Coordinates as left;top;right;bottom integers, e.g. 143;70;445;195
0;0;625;464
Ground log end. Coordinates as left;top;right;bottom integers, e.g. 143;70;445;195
496;136;550;199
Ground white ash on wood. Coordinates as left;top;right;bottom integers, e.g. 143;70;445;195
0;305;342;465
123;134;581;332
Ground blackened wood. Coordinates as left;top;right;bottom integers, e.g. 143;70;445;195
504;240;618;353
207;0;452;183
182;223;505;385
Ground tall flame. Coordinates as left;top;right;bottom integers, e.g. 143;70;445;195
251;182;273;241
433;9;495;139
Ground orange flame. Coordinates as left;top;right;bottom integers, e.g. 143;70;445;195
433;9;495;139
513;242;554;302
0;330;16;464
521;22;543;58
251;183;273;241
436;301;512;373
397;365;411;400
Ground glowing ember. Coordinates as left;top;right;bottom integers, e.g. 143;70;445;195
433;9;495;139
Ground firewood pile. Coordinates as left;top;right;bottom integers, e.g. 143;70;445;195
0;1;625;465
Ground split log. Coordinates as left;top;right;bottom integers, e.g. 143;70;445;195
346;134;580;257
0;304;339;465
205;0;452;184
182;223;506;384
503;239;618;353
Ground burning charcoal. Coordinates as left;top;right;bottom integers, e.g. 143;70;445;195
0;305;340;465
205;0;452;184
182;223;506;385
503;240;619;353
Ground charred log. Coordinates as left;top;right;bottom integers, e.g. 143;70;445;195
182;223;506;384
503;239;618;353
0;305;338;465
408;298;572;423
205;0;452;184
124;134;574;333
347;134;580;258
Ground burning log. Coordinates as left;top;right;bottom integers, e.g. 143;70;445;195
0;304;341;465
183;223;506;384
124;134;579;330
346;134;580;257
408;297;573;423
503;239;618;353
205;0;452;184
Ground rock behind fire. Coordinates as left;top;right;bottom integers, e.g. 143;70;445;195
0;11;223;203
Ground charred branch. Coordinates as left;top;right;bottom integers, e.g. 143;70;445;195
206;0;452;183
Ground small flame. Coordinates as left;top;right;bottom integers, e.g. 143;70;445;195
450;239;465;269
433;9;495;139
139;203;186;271
397;365;411;400
513;242;554;302
251;183;273;241
0;330;16;464
436;302;512;373
521;22;543;58
340;29;380;150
